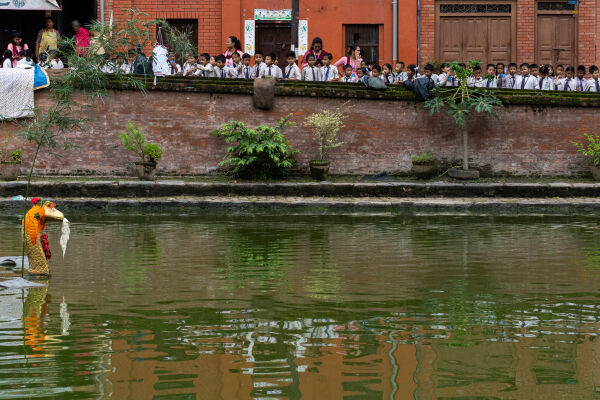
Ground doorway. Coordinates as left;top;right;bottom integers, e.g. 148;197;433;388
535;2;576;66
255;22;292;70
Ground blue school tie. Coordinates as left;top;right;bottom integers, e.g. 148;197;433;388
596;80;600;92
221;69;225;78
245;67;249;79
268;66;272;76
578;79;583;91
311;67;316;80
324;67;330;80
564;78;570;91
285;66;290;78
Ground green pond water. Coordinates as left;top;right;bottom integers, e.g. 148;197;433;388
1;211;600;399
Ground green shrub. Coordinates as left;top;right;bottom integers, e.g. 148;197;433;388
573;133;600;166
304;109;345;161
10;150;22;162
120;122;163;163
411;153;435;165
213;114;299;179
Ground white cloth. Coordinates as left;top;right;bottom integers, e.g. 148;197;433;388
196;63;216;78
539;76;555;91
240;65;255;79
50;59;64;69
259;64;283;78
585;78;600;92
340;75;358;83
320;65;339;81
284;64;301;80
2;59;12;69
0;68;35;118
152;45;170;77
302;66;322;81
574;77;586;92
516;75;539;90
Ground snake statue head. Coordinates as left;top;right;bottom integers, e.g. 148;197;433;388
22;198;65;277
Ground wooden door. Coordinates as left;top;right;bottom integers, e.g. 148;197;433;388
536;9;576;66
255;23;292;70
436;2;514;65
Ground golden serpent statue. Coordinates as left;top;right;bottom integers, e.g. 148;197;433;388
22;198;65;277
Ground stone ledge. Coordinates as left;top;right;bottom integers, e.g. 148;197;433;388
103;75;600;107
2;181;600;199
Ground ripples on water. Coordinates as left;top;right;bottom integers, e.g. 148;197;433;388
1;212;600;399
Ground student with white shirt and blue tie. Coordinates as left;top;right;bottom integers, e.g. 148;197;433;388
283;51;301;80
239;53;254;79
320;53;339;82
585;65;600;92
574;65;587;91
558;66;577;91
538;64;555;91
516;63;539;90
302;54;322;81
259;53;283;78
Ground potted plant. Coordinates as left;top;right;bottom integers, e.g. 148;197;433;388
0;149;22;181
304;109;345;181
411;153;436;179
573;133;600;180
120;122;163;180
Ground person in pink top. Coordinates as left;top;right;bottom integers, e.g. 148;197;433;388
72;20;90;56
334;45;362;74
7;32;29;67
301;37;327;67
223;36;244;68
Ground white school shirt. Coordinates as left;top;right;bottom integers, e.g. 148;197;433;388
505;74;519;89
340;75;358;83
302;65;322;81
196;63;216;78
240;65;255;79
120;62;131;74
2;58;12;68
320;65;339;81
394;71;408;83
215;66;236;79
166;63;182;76
253;62;263;78
230;63;242;78
556;77;576;91
283;64;301;80
516;75;539;90
50;59;64;70
183;62;197;76
574;77;586;92
259;64;283;78
585;78;600;92
437;73;458;87
538;76;555;91
380;73;395;85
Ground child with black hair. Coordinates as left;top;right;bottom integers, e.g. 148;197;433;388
38;52;50;69
558;66;576;91
2;50;12;68
340;64;358;82
231;52;242;77
517;63;538;90
166;52;182;75
259;53;282;78
302;54;322;81
586;65;600;92
355;67;367;81
253;51;264;78
529;63;539;79
437;62;452;86
575;65;587;91
481;64;496;88
215;54;235;78
393;61;408;84
196;53;216;78
381;63;394;84
371;65;382;79
183;54;198;77
240;53;254;79
495;62;505;88
538;65;554;91
553;64;565;88
505;63;518;89
320;53;338;82
406;64;418;82
16;49;34;68
283;51;301;80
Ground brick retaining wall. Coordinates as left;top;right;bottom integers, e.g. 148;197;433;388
6;78;600;177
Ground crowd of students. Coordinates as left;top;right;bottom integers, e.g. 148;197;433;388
3;28;600;92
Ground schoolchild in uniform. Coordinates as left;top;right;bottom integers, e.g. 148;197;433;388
381;63;394;84
183;54;198;77
547;64;555;78
393;61;408;83
505;63;519;89
2;50;13;68
302;54;322;81
259;52;283;78
529;63;539;79
516;63;538;90
482;64;497;88
538;65;555;91
467;65;485;87
437;63;452;86
196;53;216;78
253;51;264;78
240;53;254;79
575;65;587;91
166;52;182;75
320;53;339;82
495;63;506;88
214;54;235;78
406;64;418;83
371;65;382;79
355;67;367;82
283;50;301;80
231;52;242;77
553;64;565;89
340;64;358;82
558;66;576;91
585;65;600;92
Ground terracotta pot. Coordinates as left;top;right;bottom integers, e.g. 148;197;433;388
0;161;21;181
309;160;330;181
591;165;600;181
411;163;436;179
135;161;157;181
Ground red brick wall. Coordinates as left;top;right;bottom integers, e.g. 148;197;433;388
7;90;597;176
516;0;535;63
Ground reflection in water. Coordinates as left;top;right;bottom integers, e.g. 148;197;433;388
1;213;600;399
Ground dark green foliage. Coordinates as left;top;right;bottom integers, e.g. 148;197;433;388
144;143;163;163
213;114;299;179
573;133;600;166
10;150;22;162
120;122;163;163
411;153;435;165
424;60;502;127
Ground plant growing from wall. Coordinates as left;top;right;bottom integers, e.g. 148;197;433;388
212;114;298;179
120;122;163;164
424;60;502;179
573;133;600;180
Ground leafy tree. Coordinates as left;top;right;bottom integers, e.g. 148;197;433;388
424;60;502;176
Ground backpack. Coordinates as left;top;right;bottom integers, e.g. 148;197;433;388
363;76;387;90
